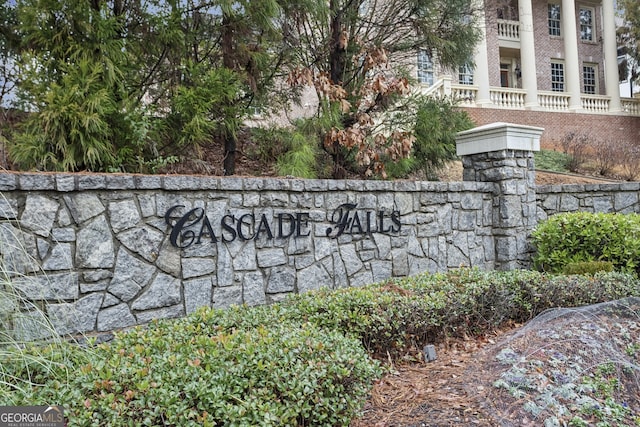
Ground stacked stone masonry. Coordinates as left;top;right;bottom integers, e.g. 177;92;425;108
1;171;639;338
0;173;496;338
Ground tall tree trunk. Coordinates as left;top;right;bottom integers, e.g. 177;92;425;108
222;14;237;175
329;0;346;86
329;2;348;178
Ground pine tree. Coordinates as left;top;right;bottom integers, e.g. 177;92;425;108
282;0;481;178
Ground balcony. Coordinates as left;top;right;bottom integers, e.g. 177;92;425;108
420;77;640;116
497;19;520;42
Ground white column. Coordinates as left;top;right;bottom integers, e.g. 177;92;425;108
518;0;539;108
602;0;622;112
562;0;582;111
474;0;491;106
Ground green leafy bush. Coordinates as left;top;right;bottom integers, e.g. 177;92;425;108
3;269;639;425
5;319;380;426
193;269;640;359
534;149;572;173
562;261;614;275
532;212;640;275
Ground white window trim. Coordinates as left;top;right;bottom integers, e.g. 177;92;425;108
458;63;474;85
551;60;565;92
417;49;434;86
548;3;561;37
582;63;598;94
579;6;595;42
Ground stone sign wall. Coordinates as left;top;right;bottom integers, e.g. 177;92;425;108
1;124;639;338
0;173;498;338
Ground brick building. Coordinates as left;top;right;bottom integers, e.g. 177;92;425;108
419;0;640;146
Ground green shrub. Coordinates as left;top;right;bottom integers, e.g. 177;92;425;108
532;212;640;275
562;261;614;275
198;269;639;360
3;268;639;424
6;320;381;426
534;149;571;173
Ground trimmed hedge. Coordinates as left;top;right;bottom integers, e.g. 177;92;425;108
531;212;640;275
2;269;639;426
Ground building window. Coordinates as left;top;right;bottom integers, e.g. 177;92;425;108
417;50;434;85
548;4;561;36
358;0;369;17
458;63;474;85
579;7;594;41
551;61;564;91
583;64;597;94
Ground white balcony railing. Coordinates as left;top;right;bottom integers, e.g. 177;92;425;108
581;94;610;113
497;19;520;41
452;86;478;106
490;88;526;108
622;98;640;115
418;81;640;116
538;91;570;111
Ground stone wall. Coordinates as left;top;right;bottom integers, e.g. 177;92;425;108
1;123;639;338
0;173;497;338
537;182;640;218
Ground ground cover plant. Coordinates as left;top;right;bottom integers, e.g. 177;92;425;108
2;268;639;426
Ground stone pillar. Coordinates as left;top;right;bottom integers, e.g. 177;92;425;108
602;0;622;112
518;0;539;108
456;122;543;270
561;0;583;111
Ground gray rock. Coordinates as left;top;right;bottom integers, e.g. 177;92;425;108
155;238;182;276
11;311;55;341
108;200;141;233
217;245;234;287
63;193;105;224
371;260;392;282
340;244;363;275
131;272;181;311
0;224;38;275
266;266;296;294
80;279;109;293
350;269;374;287
76;215;115;269
243;272;266;306
109;248;155;302
0;197;18;220
83;269;113;282
101;293;120;308
48;293;103;335
136;305;183;324
256;248;287;268
42;243;73;271
12;272;79;300
184;277;213;314
21;195;59;237
231;242;257;271
51;227;75;242
97;303;137;331
213;285;242;309
182;257;216;279
117;225;164;263
298;263;331;293
332;251;348;288
391;248;409;276
138;194;156;218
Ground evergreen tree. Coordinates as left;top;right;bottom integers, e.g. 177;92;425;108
282;0;481;178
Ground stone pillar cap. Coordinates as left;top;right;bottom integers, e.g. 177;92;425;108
456;122;544;156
